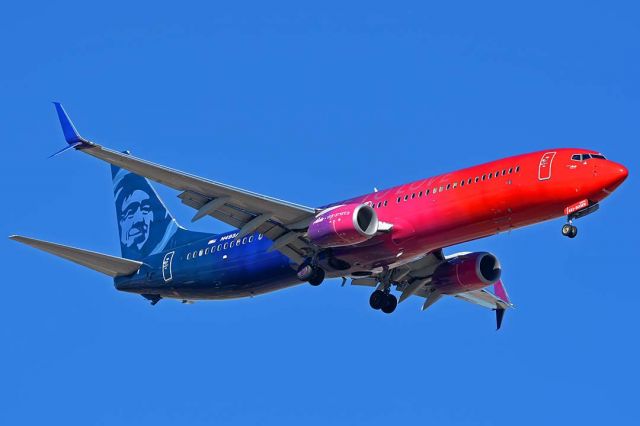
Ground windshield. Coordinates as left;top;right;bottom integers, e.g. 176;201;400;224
571;153;606;161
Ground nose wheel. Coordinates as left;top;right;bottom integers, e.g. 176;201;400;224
561;223;578;238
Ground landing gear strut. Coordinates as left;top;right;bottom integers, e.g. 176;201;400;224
561;222;578;238
369;290;398;314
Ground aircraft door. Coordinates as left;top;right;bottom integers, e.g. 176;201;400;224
538;151;556;181
162;251;175;283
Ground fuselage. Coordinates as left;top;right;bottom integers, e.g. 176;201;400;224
115;148;628;300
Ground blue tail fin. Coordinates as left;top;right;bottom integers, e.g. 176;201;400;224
111;164;209;260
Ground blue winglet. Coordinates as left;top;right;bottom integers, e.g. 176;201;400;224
50;102;90;158
53;102;87;144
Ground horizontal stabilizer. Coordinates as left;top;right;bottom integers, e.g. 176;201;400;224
10;235;142;277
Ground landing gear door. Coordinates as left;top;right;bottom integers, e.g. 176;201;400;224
538;151;556;181
162;251;175;283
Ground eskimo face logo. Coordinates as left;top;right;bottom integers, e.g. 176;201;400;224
119;189;154;250
114;172;172;257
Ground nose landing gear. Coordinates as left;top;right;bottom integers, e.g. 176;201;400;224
561;222;578;238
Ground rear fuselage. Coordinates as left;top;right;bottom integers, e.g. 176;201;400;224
115;148;627;300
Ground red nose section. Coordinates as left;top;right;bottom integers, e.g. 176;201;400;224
605;161;629;191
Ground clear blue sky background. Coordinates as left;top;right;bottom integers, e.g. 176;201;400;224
1;1;638;425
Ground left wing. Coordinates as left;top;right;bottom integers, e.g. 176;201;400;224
53;103;317;264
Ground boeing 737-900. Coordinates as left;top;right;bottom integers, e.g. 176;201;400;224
10;103;629;329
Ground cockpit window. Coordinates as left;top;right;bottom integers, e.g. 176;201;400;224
572;153;607;161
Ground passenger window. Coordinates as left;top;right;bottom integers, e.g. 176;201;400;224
243;237;247;244
404;195;409;201
418;191;422;197
468;178;472;185
258;234;264;240
249;236;254;243
502;169;506;176
377;202;382;208
475;177;479;183
488;173;492;179
384;201;388;206
230;241;235;248
397;197;401;203
217;244;221;251
224;243;228;249
439;186;444;192
446;184;451;190
482;175;486;181
411;193;415;199
199;249;203;256
187;253;190;260
236;239;241;246
460;180;465;187
433;187;437;194
453;182;457;189
193;251;197;258
515;166;520;172
508;168;513;174
205;248;209;255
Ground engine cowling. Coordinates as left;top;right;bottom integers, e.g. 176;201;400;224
432;252;501;295
308;204;379;248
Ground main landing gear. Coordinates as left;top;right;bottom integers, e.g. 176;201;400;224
561;222;578;239
297;262;325;286
369;290;398;314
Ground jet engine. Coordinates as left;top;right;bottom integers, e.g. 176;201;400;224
308;204;379;248
432;252;501;295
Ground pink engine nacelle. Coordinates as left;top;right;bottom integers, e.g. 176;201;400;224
308;204;379;248
432;252;502;295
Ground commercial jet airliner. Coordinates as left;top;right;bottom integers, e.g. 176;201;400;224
10;104;629;329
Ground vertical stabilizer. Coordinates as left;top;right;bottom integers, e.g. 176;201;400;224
111;164;209;260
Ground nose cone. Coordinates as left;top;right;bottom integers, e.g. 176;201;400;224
603;161;628;192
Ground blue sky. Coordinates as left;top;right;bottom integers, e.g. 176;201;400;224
1;1;638;424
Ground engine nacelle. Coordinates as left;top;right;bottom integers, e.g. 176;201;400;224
308;204;379;248
432;252;501;295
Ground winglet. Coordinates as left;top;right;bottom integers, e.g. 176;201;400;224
493;280;511;305
495;308;505;330
50;102;91;157
53;102;86;144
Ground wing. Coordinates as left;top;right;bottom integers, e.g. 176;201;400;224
353;250;514;329
52;103;317;265
82;144;315;263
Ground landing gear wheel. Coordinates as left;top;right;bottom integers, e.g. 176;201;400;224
369;290;385;310
562;224;578;238
307;267;325;286
380;293;398;314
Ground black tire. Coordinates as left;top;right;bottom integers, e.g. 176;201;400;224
381;294;398;314
308;267;325;286
297;263;314;281
562;224;573;237
369;290;385;310
569;226;578;239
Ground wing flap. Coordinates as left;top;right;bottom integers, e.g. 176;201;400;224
10;235;142;277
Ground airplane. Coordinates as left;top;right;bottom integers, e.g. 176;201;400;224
10;103;629;329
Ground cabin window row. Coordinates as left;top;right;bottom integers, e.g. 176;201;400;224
378;165;521;206
186;233;264;260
